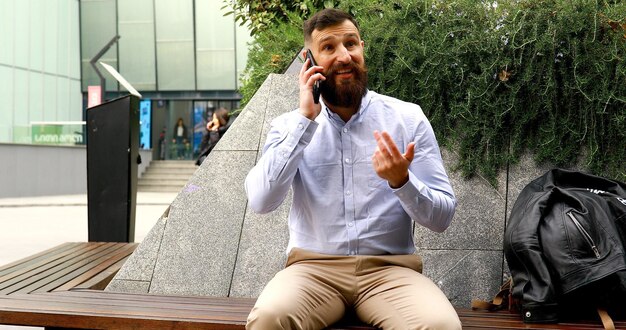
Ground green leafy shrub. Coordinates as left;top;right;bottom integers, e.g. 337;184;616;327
236;0;626;183
237;13;304;106
224;0;339;35
340;0;625;183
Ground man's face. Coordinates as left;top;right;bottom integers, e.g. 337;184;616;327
308;20;368;107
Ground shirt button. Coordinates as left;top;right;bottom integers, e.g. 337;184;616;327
346;190;351;195
297;123;304;130
342;127;349;133
345;158;351;164
348;222;354;227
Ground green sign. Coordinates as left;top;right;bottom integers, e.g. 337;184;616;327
31;122;85;146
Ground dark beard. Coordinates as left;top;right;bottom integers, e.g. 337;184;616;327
320;61;368;108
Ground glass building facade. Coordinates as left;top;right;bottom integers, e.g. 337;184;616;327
0;0;82;144
1;0;251;161
80;0;251;161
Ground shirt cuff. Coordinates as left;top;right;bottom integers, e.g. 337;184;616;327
392;171;430;204
288;111;318;145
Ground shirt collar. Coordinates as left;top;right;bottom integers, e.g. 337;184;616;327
322;90;372;126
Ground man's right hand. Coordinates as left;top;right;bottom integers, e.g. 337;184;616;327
299;57;325;120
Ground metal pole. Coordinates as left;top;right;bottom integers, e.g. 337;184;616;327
90;35;120;102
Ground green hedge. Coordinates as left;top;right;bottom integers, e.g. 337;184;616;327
238;0;626;183
238;13;304;106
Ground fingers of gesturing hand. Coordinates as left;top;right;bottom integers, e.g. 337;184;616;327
374;131;403;159
372;130;415;188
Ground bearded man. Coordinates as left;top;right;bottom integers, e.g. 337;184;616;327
244;8;461;330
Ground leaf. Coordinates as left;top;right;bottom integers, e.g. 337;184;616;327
498;69;511;82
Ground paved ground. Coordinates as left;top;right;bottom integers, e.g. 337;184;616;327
0;191;178;330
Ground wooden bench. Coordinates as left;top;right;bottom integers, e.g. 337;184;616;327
1;290;623;329
0;242;623;329
0;242;138;295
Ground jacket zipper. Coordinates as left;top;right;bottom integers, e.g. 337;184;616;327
566;211;600;259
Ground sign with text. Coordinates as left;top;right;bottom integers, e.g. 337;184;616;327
31;122;86;145
88;85;102;108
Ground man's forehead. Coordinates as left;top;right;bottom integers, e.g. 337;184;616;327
311;20;360;43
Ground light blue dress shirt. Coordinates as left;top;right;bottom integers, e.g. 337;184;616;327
245;90;456;255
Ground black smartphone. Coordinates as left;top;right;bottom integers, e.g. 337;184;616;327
306;49;321;104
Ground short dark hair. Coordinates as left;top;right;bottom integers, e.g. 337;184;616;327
214;108;230;126
303;8;359;43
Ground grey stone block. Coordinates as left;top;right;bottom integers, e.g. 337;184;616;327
414;149;506;251
229;74;298;298
105;208;169;293
256;74;300;151
106;279;151;294
284;49;305;74
148;150;257;296
229;196;291;298
215;75;275;152
419;249;503;308
506;154;554;221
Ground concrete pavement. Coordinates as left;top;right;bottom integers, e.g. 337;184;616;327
0;191;177;329
0;191;177;275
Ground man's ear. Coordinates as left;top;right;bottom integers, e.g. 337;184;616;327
301;48;308;61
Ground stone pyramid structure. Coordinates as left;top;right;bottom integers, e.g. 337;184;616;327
107;72;555;307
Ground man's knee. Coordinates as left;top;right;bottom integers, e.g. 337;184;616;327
247;298;347;330
246;304;298;330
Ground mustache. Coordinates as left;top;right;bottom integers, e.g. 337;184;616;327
325;62;365;77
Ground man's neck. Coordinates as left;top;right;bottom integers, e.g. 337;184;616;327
325;101;361;123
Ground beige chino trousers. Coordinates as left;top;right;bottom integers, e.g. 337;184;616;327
246;248;461;330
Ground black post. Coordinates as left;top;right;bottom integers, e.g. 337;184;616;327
86;95;139;242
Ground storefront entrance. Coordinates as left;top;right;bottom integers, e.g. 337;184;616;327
150;99;238;162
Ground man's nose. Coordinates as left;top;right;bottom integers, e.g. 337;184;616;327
335;46;351;64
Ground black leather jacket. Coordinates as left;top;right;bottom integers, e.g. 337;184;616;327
504;169;626;323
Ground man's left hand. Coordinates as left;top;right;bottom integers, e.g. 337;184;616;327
372;130;415;189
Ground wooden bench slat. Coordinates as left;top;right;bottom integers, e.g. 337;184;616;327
0;243;122;295
456;310;623;329
0;310;245;330
27;243;132;294
0;242;76;276
0;243;109;294
68;254;132;291
0;293;369;329
59;289;259;307
458;319;608;330
0;243;100;282
12;292;255;315
459;309;625;328
0;294;250;323
50;243;137;292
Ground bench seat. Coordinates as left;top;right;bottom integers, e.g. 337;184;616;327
1;289;623;330
0;242;622;329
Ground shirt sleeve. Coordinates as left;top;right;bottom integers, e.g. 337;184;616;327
392;118;457;233
244;111;318;214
